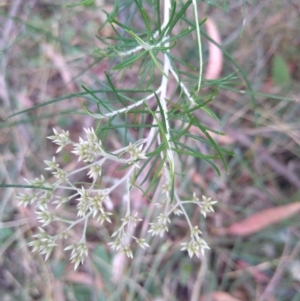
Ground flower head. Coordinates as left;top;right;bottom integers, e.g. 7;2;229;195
65;242;88;270
28;228;57;261
121;213;142;227
148;222;168;237
134;238;150;249
121;245;133;258
200;195;217;218
157;213;170;224
192;192;199;202
87;164;102;180
76;187;91;217
108;237;122;251
96;210;112;224
181;237;210;258
72;128;103;162
162;183;171;194
36;207;55;226
44;157;59;171
127;143;147;167
48;128;71;153
17;193;37;207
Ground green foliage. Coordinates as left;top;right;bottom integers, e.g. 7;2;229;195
272;54;291;89
0;228;13;244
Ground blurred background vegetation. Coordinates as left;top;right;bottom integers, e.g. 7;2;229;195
0;0;300;300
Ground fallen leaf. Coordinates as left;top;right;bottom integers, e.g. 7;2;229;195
204;17;223;80
213;202;300;236
200;291;242;301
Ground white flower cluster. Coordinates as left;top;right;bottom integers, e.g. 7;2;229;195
150;185;217;258
108;213;149;258
17;127;217;269
148;213;170;237
27;228;57;261
181;226;209;258
64;241;88;271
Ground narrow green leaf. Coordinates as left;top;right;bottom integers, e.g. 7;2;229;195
165;27;194;43
82;103;104;118
149;50;167;77
110;18;138;35
173;139;218;158
137;60;155;89
200;106;220;123
134;0;151;42
156;0;161;35
171;130;234;156
117;163;133;172
139;153;161;186
0;108;83;129
152;40;177;51
156;1;177;43
105;72;127;107
125;30;152;50
192;116;228;173
7;91;88;119
203;158;221;176
145;142;166;157
100;115;116;142
168;116;193;141
0;184;52;191
101;124;158;130
152;93;167;133
170;98;215;119
167;50;197;70
112;50;147;70
166;1;192;36
7;87;151;119
158;0;192;42
81;85;111;114
66;0;95;7
143;153;167;196
171;147;218;160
